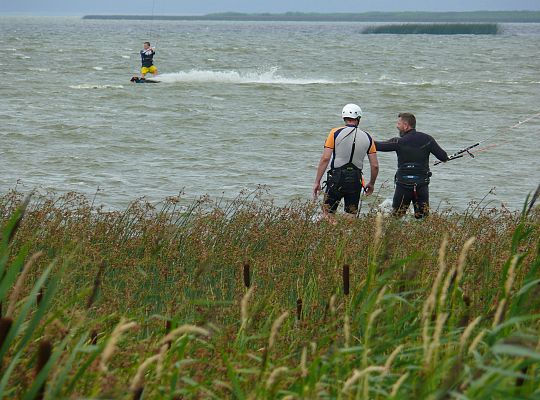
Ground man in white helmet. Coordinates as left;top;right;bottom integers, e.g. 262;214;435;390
313;104;379;218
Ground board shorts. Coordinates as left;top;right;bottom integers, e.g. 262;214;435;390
141;65;157;75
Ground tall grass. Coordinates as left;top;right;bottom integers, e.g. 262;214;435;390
0;189;538;399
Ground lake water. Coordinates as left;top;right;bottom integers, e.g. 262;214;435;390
1;17;539;211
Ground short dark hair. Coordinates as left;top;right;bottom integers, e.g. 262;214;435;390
144;41;151;46
398;113;416;129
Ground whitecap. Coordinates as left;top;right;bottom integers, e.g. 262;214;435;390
70;84;124;89
121;55;130;59
93;66;103;71
155;67;346;85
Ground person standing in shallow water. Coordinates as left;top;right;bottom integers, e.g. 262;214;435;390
313;104;379;220
375;113;449;219
140;41;157;78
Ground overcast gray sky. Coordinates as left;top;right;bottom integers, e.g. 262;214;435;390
2;0;540;15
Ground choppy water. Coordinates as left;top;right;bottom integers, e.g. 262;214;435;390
1;17;539;211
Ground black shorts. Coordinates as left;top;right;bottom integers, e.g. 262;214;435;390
392;183;429;219
324;186;361;214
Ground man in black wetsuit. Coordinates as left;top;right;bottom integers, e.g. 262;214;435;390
140;41;157;78
375;113;449;218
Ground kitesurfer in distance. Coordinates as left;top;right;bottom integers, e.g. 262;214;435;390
140;41;157;79
375;113;449;219
313;104;379;219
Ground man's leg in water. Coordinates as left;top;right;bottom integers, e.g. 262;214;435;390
323;187;342;224
392;185;413;217
343;191;361;219
412;185;430;219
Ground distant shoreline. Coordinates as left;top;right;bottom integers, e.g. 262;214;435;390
81;11;540;23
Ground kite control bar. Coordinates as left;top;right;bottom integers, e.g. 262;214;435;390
434;142;479;166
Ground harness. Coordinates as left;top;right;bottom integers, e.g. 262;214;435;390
326;127;363;194
395;162;432;199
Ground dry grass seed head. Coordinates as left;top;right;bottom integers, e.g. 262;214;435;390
468;329;487;355
300;346;308;377
99;318;138;372
342;366;385;393
455;237;476;286
6;251;43;318
129;354;160;392
384;344;404;374
241;286;255;326
269;311;289;350
160;324;210;346
390;372;410;397
459;316;482;351
266;366;288;389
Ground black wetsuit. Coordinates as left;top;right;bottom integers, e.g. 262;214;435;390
140;49;155;68
375;129;448;218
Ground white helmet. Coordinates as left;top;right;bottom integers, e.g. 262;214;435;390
342;103;363;119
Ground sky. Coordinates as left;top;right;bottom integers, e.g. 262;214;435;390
2;0;540;15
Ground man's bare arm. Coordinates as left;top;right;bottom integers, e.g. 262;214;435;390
312;148;333;199
364;153;379;196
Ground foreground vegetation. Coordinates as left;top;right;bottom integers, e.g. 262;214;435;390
0;189;539;399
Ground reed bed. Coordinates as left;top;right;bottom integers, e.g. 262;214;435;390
0;189;538;399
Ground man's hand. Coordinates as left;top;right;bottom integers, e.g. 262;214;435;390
312;182;321;200
364;183;375;196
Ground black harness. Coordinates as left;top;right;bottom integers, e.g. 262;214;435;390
395;162;432;200
395;163;432;187
326;127;363;194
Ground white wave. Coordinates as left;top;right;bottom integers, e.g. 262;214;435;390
155;68;344;85
121;55;130;59
29;67;50;72
93;66;103;71
70;84;124;89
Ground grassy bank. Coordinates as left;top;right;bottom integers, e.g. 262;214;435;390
81;11;540;23
362;23;499;35
0;189;539;399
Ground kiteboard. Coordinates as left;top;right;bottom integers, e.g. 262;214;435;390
130;76;160;83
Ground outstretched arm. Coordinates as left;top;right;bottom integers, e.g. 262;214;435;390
313;148;333;199
374;137;399;152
